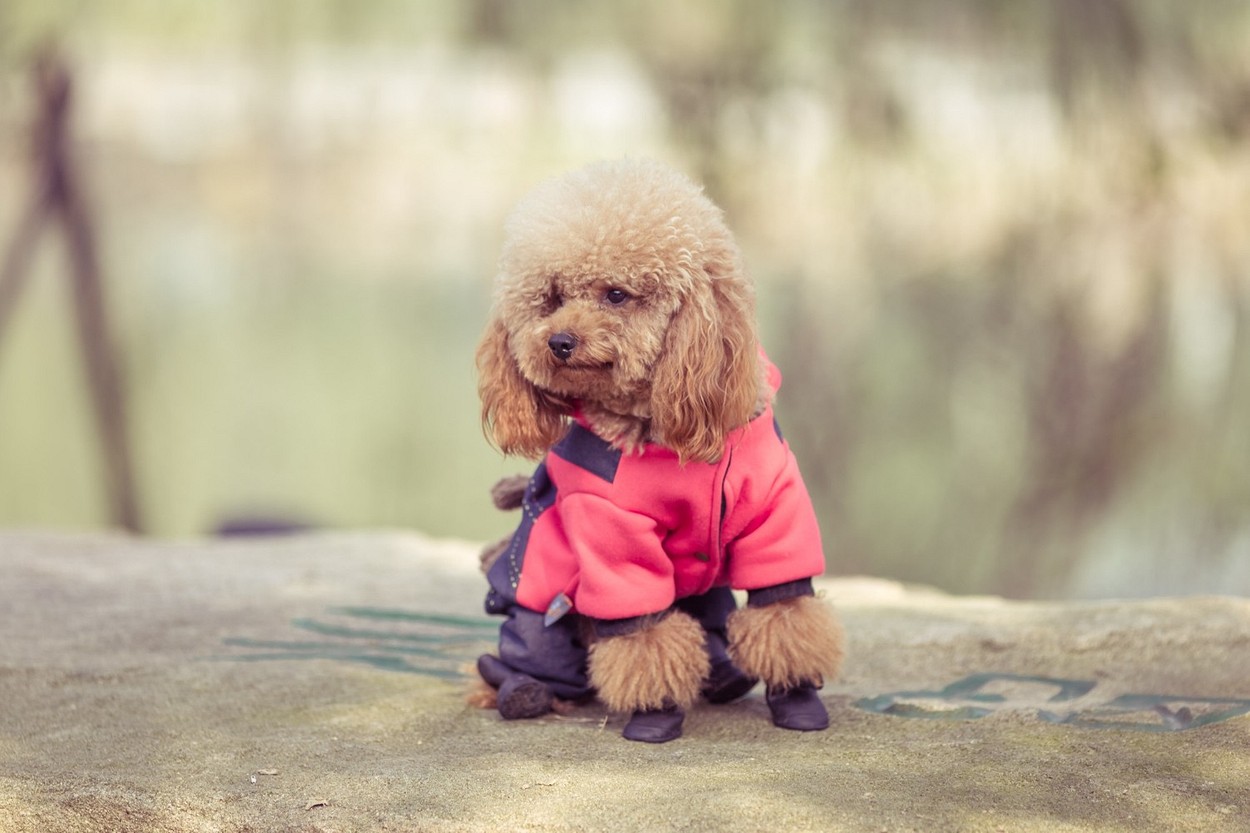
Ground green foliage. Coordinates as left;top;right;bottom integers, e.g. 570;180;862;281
2;0;1249;597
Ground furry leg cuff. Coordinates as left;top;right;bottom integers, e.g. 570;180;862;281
727;594;844;690
588;609;710;713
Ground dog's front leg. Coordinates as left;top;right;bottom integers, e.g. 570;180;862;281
727;578;844;731
588;610;710;743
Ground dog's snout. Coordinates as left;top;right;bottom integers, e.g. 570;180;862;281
548;332;578;361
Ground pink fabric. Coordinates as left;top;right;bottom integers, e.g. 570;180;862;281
514;366;826;621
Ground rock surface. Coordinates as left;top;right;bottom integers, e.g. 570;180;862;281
1;531;1248;832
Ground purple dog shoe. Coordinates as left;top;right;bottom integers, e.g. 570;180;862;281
622;703;685;743
765;682;829;731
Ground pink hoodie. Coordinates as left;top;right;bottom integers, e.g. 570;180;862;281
501;364;826;622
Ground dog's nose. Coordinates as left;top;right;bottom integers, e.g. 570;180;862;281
548;332;578;361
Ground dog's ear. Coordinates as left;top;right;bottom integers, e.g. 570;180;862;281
476;316;567;459
651;270;760;464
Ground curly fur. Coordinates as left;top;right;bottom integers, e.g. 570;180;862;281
727;595;845;690
465;673;500;710
478;537;508;574
475;159;844;728
476;158;763;463
477;318;570;459
588;611;710;712
490;474;530;510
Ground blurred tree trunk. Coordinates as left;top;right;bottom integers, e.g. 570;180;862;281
0;51;142;533
998;267;1169;598
1050;0;1145;120
619;0;780;201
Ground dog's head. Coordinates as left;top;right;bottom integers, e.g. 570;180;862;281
476;159;761;464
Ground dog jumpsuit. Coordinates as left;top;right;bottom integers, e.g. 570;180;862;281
484;373;826;699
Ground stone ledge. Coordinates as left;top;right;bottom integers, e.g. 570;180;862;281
1;531;1247;832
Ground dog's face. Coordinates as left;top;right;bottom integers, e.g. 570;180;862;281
477;160;761;463
499;236;682;410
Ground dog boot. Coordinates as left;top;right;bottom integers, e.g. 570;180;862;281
477;654;553;720
765;682;829;731
701;658;757;704
622;703;685;743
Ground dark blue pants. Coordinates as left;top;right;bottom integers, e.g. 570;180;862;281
490;585;741;701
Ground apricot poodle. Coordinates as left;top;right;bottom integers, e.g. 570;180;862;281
472;158;843;742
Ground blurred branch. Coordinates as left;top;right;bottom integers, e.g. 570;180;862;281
770;280;866;574
998;263;1169;598
1050;0;1146;119
0;187;49;340
0;48;142;534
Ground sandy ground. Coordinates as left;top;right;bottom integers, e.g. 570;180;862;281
1;530;1248;832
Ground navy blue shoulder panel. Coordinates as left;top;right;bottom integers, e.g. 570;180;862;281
485;461;557;613
551;423;622;483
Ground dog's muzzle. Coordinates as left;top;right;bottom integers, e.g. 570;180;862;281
548;332;578;361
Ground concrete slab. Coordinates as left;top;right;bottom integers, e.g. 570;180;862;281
1;531;1248;832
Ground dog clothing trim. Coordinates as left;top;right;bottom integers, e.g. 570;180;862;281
487;401;825;622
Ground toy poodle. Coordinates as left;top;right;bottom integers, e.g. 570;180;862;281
472;158;844;742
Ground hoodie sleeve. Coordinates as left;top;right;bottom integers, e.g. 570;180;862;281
726;446;826;591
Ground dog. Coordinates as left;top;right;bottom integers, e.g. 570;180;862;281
472;158;843;742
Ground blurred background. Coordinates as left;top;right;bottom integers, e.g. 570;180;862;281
1;1;1247;599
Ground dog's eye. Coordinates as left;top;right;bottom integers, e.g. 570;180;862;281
604;288;631;306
